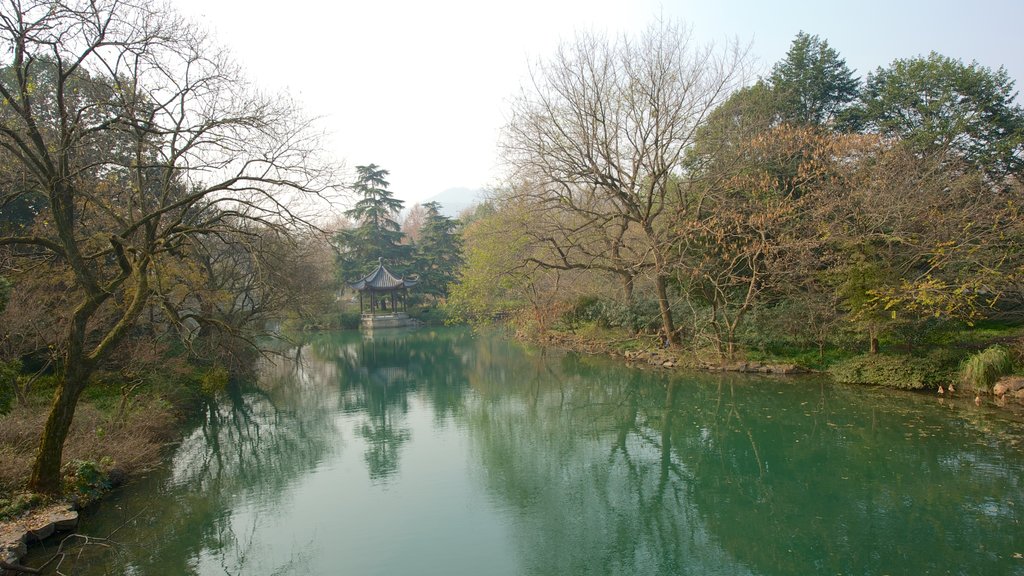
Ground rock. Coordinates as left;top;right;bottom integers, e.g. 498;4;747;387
2;538;27;565
993;376;1024;397
1;506;78;567
662;360;675;368
25;522;53;542
52;510;78;531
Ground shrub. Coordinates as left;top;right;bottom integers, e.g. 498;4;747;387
828;353;957;390
64;458;113;507
200;366;230;395
339;310;362;329
959;345;1014;393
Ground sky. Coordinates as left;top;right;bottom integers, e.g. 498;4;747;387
174;0;1024;207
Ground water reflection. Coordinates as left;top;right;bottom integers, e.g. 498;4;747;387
464;347;1024;575
23;328;1024;576
308;328;472;482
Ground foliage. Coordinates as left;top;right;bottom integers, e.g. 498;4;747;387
0;492;43;521
63;458;113;506
828;351;960;390
446;202;534;324
680;124;860;357
557;296;666;335
200;366;231;396
768;31;860;127
335;164;409;280
339;310;363;330
408;305;452;326
814;141;1011;352
854;52;1024;182
0;274;10;313
413;202;463;299
959;345;1014;393
0;0;338;494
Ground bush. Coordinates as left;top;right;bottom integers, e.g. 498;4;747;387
339;310;362;329
556;296;663;334
828;352;959;390
200;366;230;395
63;458;113;507
959;345;1014;393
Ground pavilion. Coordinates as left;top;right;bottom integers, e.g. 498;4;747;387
349;259;419;329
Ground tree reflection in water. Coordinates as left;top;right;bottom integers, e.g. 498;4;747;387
28;346;343;576
24;328;1024;576
464;346;1024;576
309;328;472;483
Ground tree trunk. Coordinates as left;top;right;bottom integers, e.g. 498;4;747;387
869;327;879;355
28;367;89;494
654;274;677;345
620;272;634;304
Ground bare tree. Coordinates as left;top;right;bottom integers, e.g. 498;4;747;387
401;203;427;244
0;0;339;493
502;21;749;344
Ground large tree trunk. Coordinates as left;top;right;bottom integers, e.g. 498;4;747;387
28;370;89;494
28;304;97;494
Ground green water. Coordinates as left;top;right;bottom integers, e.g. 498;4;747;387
25;327;1024;575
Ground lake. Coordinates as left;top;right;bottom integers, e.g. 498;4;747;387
24;327;1024;575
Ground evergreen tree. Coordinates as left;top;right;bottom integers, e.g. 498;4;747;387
335;164;409;280
769;32;860;128
414;202;463;299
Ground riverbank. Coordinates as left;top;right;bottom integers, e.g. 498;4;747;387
530;326;1024;403
536;330;809;374
0;369;215;571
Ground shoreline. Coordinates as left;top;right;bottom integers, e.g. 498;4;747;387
531;329;1024;409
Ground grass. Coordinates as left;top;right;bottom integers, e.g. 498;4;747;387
960;345;1015;393
0;364;212;499
744;345;858;371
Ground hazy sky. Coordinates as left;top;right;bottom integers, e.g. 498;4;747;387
174;0;1023;206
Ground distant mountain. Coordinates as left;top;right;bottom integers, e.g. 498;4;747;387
415;187;486;218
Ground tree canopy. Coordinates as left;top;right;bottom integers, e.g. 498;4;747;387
336;164;409;279
855;52;1024;182
0;0;337;493
768;31;860;128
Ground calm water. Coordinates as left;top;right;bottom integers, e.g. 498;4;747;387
25;327;1024;575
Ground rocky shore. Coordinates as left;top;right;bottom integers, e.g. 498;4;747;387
1;504;78;574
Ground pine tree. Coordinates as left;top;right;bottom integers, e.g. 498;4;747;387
335;164;410;279
414;202;463;299
769;32;860;128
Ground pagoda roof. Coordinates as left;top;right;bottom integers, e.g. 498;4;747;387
349;260;418;291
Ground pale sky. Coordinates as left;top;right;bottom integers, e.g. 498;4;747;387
174;0;1024;207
